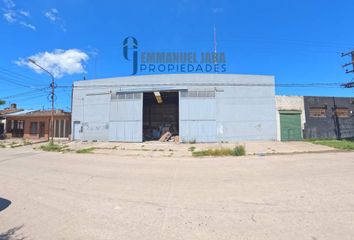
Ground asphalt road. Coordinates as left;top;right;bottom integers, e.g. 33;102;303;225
1;147;354;240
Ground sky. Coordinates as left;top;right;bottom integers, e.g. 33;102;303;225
0;0;354;110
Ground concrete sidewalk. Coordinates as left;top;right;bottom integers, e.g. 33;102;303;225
61;140;337;157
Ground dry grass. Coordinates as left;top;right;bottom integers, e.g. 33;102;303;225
76;147;96;154
192;145;246;157
40;143;68;152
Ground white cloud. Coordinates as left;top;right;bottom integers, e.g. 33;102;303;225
44;8;66;31
3;10;15;22
19;10;29;17
2;0;36;30
19;21;35;30
16;49;90;78
44;8;57;21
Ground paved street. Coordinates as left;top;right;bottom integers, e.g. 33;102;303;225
1;147;354;240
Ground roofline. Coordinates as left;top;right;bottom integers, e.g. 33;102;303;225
74;73;275;84
6;113;71;118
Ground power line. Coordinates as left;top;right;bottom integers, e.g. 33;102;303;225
5;92;49;102
223;38;353;49
0;72;47;89
341;50;354;88
0;87;50;100
0;71;42;89
0;67;43;84
5;92;49;101
0;73;37;89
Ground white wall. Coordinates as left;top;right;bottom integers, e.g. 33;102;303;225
216;84;277;141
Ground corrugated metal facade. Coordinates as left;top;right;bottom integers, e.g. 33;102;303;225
109;92;143;142
179;89;217;142
72;74;277;142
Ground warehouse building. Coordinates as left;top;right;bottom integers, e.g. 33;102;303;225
71;74;277;142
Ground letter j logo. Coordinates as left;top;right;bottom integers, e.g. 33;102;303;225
123;37;138;75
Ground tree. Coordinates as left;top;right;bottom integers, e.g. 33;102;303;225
0;100;5;106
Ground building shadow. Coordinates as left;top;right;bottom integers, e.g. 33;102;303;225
0;198;11;212
0;225;25;240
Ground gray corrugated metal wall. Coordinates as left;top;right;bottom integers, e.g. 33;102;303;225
109;92;142;142
82;94;110;141
216;86;277;141
71;74;277;142
179;89;217;142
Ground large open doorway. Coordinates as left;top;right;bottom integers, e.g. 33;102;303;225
143;91;179;141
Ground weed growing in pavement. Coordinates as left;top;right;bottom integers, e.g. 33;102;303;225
40;143;68;152
76;147;96;154
192;145;246;157
188;146;196;152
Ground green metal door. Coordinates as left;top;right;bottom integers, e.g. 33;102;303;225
280;112;302;141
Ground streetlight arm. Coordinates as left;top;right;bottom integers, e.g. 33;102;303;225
28;59;55;79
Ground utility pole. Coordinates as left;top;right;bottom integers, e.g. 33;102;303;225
28;59;55;144
341;50;354;88
332;97;341;140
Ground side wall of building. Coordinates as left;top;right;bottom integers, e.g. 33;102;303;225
216;85;277;141
72;91;112;141
304;96;354;139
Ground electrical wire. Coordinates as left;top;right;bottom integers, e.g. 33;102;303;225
0;73;37;89
0;87;50;100
0;67;44;84
5;92;49;102
0;73;48;90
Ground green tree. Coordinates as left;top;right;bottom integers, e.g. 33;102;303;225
0;100;5;106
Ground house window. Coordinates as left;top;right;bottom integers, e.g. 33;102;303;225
10;120;24;130
336;108;349;118
309;107;326;118
17;120;24;130
30;122;38;135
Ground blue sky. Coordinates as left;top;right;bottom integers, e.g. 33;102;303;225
0;0;354;110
